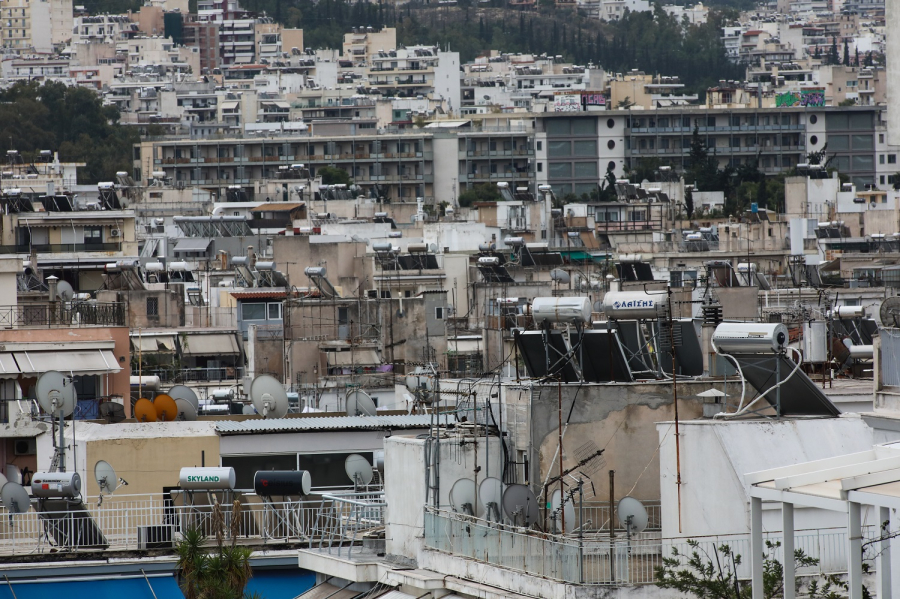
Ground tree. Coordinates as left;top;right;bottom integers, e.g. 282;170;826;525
176;500;258;599
616;96;635;109
892;173;900;191
843;38;850;66
829;36;839;65
655;539;858;599
457;183;502;207
684;187;694;219
318;165;352;185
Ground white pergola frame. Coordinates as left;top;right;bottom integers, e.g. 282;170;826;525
745;446;900;599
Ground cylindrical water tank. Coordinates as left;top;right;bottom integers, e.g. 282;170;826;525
180;467;236;490
168;262;190;272
144;261;165;272
253;470;312;496
372;243;393;253
255;261;276;271
712;323;789;354
601;291;664;320
833;306;863;319
477;256;499;266
305;266;326;277
407;243;428;253
849;344;874;359
504;236;525;247
32;472;81;498
802;321;827;363
531;297;592;324
618;253;643;263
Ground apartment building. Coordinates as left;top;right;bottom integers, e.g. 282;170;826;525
341;26;397;67
0;0;71;51
366;45;460;110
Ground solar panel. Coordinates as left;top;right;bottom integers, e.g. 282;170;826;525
572;330;633;382
477;263;514;283
39;499;110;549
516;331;579;382
727;353;840;416
617;320;656;374
656;319;704;377
617;263;654;282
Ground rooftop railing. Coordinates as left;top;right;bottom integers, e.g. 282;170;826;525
0;302;127;328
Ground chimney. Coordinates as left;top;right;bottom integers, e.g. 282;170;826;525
47;275;59;302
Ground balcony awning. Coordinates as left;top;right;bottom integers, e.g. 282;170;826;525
0;353;20;379
181;333;241;356
13;349;121;375
326;350;380;367
130;334;177;353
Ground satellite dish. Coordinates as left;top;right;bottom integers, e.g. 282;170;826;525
0;472;7;488
449;478;476;516
168;385;200;411
57;280;75;302
502;484;539;527
373;450;384;474
134;398;157;422
550;269;570;284
1;482;31;514
94;460;118;495
478;477;503;521
346;389;377;416
881;297;900;327
153;394;178;421
250;375;289;419
36;370;76;417
344;454;374;486
617;496;649;536
99;402;125;423
550;488;577;533
241;404;256;415
175;398;198;421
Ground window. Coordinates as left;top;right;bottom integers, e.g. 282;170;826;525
607;140;616;150
573;140;597;156
241;302;266;320
84;226;102;245
267;303;282;320
548;141;570;157
889;155;897;164
435;307;444;319
809;114;818;124
880;155;886;165
607;118;615;129
146;297;159;317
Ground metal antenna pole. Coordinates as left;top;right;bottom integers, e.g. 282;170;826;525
58;410;65;473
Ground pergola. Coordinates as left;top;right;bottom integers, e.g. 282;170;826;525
746;443;900;599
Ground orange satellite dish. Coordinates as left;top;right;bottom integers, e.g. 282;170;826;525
154;394;178;422
134;398;157;422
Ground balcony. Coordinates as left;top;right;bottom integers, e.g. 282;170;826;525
142;366;245;383
0;242;122;254
0;302;127;328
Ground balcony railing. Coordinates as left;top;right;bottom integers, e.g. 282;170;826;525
142;366;245;383
0;242;122;255
0;302;127;328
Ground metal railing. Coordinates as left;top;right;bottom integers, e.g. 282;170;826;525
0;242;123;254
0;302;127;328
314;491;386;558
0;495;326;556
424;507;878;586
142;366;245;383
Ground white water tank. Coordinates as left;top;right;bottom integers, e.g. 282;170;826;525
531;297;592;324
32;472;81;498
601;291;664;320
179;467;236;490
712;323;789;354
802;321;827;363
833;306;864;319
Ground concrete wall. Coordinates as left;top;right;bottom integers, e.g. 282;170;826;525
657;417;877;539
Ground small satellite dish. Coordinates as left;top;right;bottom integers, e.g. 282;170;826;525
250;375;289;419
344;454;374;486
373;450;385;475
881;297;900;327
57;280;75;302
449;478;476;516
175;398;198;421
94;460;118;495
346;389;377;416
478;477;503;521
134;398;157;422
99;402;126;423
168;385;200;411
550;269;570;284
36;370;76;417
502;484;539;527
617;496;649;536
1;482;31;514
154;394;178;421
241;404;256;415
550;488;577;533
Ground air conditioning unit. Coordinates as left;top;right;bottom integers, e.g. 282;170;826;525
367;289;378;299
110;229;121;237
15;439;36;455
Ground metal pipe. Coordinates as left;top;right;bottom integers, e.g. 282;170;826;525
667;289;683;534
609;469;615;582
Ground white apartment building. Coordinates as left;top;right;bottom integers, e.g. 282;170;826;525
366;45;460;112
1;0;72;52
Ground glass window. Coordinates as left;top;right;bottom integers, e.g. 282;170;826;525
84;226;103;245
889;155;897;164
548;163;572;178
574;162;598;178
832;156;850;172
146;297;159;317
851;135;873;150
573;140;597;156
267;303;282;320
573;182;596;196
826;113;850;129
828;135;849;151
852;155;873;171
241;302;266;320
849;112;873;129
546;119;571;135
548;141;571;157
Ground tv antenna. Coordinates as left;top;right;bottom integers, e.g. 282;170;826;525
549;488;576;533
616;496;649;540
345;389;377;416
250;375;289;419
344;454;374;491
36;370;76;472
449;478;476;516
502;484;539;527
